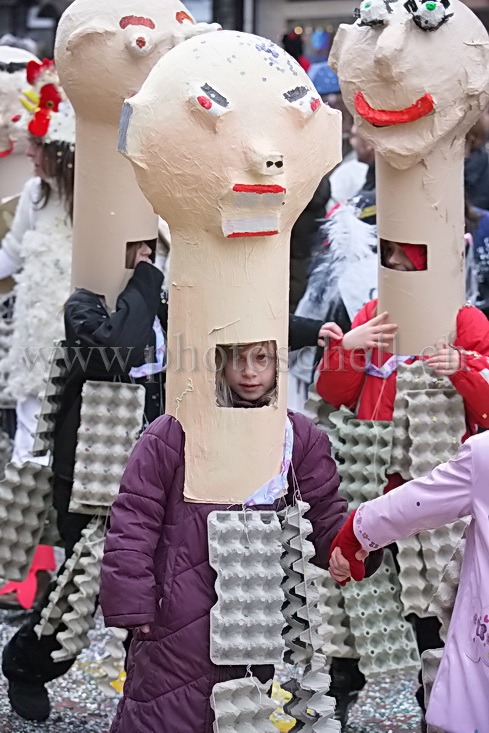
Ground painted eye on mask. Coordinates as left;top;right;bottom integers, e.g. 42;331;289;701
404;0;453;30
194;83;231;118
354;0;393;27
283;86;321;118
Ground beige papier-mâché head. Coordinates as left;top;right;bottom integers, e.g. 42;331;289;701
55;0;219;308
330;0;489;170
55;0;219;125
120;30;342;504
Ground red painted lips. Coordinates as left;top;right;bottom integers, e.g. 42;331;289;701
355;91;435;127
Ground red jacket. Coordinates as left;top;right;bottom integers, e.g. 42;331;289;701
317;300;489;444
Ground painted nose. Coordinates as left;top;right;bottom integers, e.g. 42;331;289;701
373;23;408;80
254;152;285;176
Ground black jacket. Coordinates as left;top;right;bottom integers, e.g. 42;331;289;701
53;262;167;480
465;147;489;210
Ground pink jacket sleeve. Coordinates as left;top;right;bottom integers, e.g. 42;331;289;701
353;440;474;551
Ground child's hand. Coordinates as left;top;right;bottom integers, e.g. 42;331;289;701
132;624;150;634
425;344;461;376
329;546;369;586
318;322;344;347
342;312;398;351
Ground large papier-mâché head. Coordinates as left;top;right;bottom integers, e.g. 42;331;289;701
55;0;219;123
330;0;489;168
119;31;342;238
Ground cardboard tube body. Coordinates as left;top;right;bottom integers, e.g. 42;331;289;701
377;145;465;355
71;118;157;306
167;229;289;504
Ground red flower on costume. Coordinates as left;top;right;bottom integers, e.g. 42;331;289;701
26;58;55;85
28;83;62;139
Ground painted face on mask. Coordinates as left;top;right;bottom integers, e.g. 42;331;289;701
55;0;219;124
330;0;489;169
119;31;342;239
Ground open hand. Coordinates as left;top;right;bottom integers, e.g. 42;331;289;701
329;546;369;586
342;312;398;351
318;322;344;347
425;344;461;376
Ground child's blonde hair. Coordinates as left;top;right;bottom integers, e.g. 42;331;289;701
215;341;278;408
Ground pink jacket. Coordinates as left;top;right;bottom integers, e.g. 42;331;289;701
353;431;489;733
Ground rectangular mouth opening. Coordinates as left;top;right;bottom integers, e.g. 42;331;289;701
125;239;157;269
380;240;427;272
215;341;278;408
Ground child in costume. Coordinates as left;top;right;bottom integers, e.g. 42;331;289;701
99;340;382;733
0;58;75;612
329;430;489;733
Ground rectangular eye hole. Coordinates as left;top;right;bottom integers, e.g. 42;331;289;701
125;239;157;269
380;240;428;272
215;341;278;408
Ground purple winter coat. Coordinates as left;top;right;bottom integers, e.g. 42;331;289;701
100;411;348;733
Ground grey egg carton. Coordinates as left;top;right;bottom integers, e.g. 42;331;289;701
428;536;466;641
0;428;13;479
418;519;468;589
0;461;53;582
328;405;393;512
283;655;340;733
421;648;444;719
396;536;434;618
52;517;106;662
0;315;14;408
316;570;357;659
96;627;128;698
279;501;323;665
210;676;278;733
208;510;285;665
303;383;337;436
342;549;420;677
35;532;87;638
390;362;465;480
31;342;67;456
404;390;465;479
69;381;146;515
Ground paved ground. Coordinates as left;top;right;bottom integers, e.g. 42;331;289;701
0;609;423;732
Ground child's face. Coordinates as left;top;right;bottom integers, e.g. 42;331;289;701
224;343;276;402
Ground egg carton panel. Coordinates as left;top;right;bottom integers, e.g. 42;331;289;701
404;390;466;479
210;677;278;733
329;406;393;512
208;510;285;666
418;519;468;594
0;461;53;582
0;319;14;408
342;549;420;677
428;537;465;641
396;536;434;619
0;429;12;479
316;570;357;659
52;518;105;662
283;655;340;733
96;627;129;698
421;648;444;714
69;381;146;515
279;502;323;666
303;383;337;436
32;343;68;456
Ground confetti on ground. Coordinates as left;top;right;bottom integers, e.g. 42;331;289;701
0;610;423;732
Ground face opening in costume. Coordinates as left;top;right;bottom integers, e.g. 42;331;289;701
215;341;278;407
380;240;428;271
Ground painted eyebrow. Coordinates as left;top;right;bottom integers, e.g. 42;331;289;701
201;83;229;108
283;86;309;103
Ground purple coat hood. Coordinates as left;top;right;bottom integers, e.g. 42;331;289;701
100;411;349;732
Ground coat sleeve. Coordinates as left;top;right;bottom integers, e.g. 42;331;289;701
100;419;182;628
65;262;164;377
289;314;323;350
353;440;474;552
451;307;489;429
316;302;370;409
0;177;38;269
